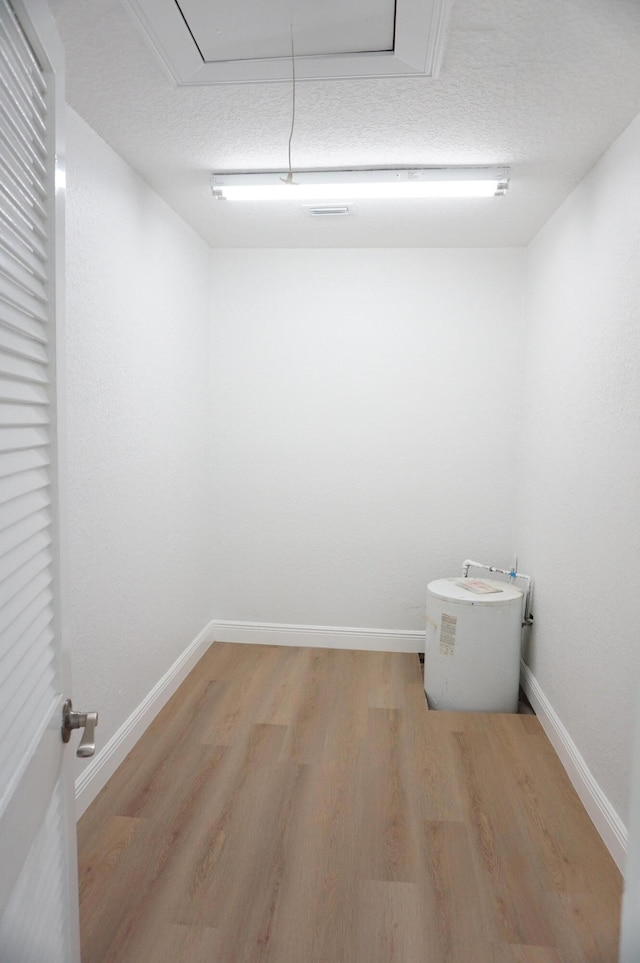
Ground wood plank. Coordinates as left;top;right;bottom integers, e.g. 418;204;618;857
418;819;491;960
405;709;466;822
357;707;420;882
354;880;428;962
199;643;288;746
275;647;334;764
453;728;561;946
138;924;220;962
490;946;563;962
77;815;141;929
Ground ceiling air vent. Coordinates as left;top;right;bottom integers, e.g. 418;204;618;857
305;205;352;217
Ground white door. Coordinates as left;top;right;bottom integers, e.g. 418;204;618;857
0;1;81;960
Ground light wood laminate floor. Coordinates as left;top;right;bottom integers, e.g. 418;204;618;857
78;643;622;962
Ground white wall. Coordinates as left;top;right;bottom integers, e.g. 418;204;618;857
209;248;525;630
64;108;212;776
519;110;640;824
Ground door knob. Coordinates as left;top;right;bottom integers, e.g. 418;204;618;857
61;699;99;757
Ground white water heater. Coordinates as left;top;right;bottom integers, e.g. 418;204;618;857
424;577;524;712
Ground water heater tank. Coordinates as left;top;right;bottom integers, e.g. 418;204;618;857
424;577;524;712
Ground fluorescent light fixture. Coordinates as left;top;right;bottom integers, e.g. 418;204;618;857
210;167;510;201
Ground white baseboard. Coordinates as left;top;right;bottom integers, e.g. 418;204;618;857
74;619;216;819
520;659;627;872
208;619;425;653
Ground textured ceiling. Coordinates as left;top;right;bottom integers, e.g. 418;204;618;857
48;0;640;248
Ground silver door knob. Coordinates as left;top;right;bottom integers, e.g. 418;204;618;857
61;699;99;757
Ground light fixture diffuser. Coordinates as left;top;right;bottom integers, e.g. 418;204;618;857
210;167;510;201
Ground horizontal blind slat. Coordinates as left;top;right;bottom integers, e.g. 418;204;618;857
0;403;48;427
0;349;48;382
0;100;46;175
0;0;47;97
0;487;50;532
0;182;47;242
0;226;47;284
0;601;52;679
0;24;47;125
0;64;47;158
0;180;47;241
1;643;55;728
0;60;46;143
0;304;48;343
0;466;48;506
0;74;47;151
0;101;46;169
0;154;47;221
0;231;47;283
0;509;51;561
0;447;49;480
0;128;46;199
0;67;45;122
0;564;52;639
0;279;47;324
0;585;52;662
0;288;47;329
1;656;55;768
0;626;53;710
0;323;48;361
0;52;47;157
0;153;47;227
0;377;48;405
0;529;51;585
0;206;47;261
0;426;49;453
0;252;48;307
0;547;52;612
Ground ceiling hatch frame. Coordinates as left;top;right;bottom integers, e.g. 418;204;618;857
122;0;453;86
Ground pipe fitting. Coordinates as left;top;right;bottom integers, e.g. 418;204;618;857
461;558;534;625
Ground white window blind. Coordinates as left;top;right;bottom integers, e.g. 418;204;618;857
0;0;58;809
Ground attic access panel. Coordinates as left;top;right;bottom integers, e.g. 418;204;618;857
185;0;395;60
123;0;451;85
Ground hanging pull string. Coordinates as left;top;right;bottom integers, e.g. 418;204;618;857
280;25;297;186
